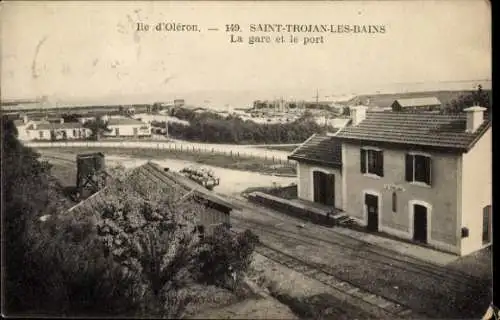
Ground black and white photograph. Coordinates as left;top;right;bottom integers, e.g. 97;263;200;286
1;0;492;318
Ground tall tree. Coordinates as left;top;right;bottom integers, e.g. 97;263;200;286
445;85;492;114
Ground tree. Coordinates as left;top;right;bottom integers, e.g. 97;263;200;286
92;172;207;317
2;116;55;314
445;85;492;114
84;117;111;140
2;117;258;317
342;106;351;116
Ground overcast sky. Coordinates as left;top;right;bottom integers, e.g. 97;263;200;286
1;0;491;106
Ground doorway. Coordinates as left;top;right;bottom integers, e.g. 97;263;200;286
313;171;335;207
413;204;428;243
365;194;379;232
482;205;492;245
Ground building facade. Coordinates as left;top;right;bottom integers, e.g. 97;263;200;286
289;105;491;256
103;118;152;137
15;116;92;141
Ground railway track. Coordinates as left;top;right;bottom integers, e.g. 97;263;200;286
226;195;482;286
39;153;76;164
226;198;488;319
231;214;482;293
231;225;416;318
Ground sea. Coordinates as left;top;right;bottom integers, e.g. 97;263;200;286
3;79;491;110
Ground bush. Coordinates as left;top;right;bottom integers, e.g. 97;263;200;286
2;118;259;317
194;226;260;289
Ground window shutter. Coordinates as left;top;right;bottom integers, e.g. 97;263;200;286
378;151;384;177
392;192;397;212
405;154;413;181
425;157;432;185
360;149;366;173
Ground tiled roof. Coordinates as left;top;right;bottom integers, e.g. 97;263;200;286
288;134;342;168
107;118;146;126
28;122;85;130
335;112;491;152
68;162;238;216
394;97;441;108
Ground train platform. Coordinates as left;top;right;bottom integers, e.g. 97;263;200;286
331;226;459;266
244;193;459;266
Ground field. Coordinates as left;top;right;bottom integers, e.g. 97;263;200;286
37;146;296;176
340;90;476;108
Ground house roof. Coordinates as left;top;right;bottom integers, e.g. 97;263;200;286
27;122;85;130
335;111;491;152
393;97;441;108
68;161;238;217
107;118;147;126
288;134;343;168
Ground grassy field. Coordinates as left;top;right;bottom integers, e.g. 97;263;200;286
38;147;297;176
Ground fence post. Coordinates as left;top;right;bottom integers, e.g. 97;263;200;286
211;148;214;153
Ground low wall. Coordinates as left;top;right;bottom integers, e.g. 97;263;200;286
247;192;335;227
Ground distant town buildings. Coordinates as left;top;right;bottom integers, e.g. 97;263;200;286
174;99;185;108
12;114;151;140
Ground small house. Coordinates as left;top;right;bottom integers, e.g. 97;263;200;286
26;121;92;141
103;118;151;137
391;97;442;112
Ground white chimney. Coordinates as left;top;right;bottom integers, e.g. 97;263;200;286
23;115;28;124
463;106;486;133
60;118;64;124
350;105;368;126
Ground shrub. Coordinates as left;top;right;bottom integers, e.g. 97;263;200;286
194;226;260;290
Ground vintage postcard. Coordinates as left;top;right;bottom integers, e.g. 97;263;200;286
1;0;492;318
